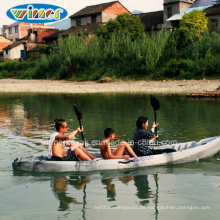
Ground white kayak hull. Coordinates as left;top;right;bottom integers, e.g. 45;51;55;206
12;136;220;172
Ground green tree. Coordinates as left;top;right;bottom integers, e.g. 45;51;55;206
179;10;208;41
97;13;145;40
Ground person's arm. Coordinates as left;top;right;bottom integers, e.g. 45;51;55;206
151;122;158;133
66;126;84;140
106;142;128;159
55;127;84;141
149;135;159;144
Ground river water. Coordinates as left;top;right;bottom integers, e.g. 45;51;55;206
0;93;219;220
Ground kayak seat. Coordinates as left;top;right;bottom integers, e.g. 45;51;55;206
37;155;52;161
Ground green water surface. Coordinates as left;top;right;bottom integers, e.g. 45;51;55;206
0;93;219;220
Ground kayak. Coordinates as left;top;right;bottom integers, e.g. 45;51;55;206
12;136;220;173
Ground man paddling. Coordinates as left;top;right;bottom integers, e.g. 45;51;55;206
49;118;95;161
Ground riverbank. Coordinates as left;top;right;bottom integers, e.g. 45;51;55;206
0;79;219;94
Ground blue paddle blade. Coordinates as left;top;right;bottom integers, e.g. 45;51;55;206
150;95;160;111
73;104;82;120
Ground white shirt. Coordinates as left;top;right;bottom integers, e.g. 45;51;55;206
48;132;59;156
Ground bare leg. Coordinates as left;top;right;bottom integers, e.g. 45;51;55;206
114;141;137;158
77;143;96;159
74;148;91;161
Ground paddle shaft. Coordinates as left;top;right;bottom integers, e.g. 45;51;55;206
150;94;160;137
78;119;85;147
154;110;158;135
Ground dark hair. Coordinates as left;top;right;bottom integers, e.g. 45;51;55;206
104;128;115;138
54;118;66;131
136;116;148;129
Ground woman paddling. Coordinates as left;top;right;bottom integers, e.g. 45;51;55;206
133;116;176;156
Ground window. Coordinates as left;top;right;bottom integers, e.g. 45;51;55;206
15;26;19;33
9;27;12;35
91;15;97;24
167;7;172;19
6;50;8;55
76;19;81;27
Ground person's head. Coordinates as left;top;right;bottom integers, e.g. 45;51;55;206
136;116;148;130
104;128;115;139
54;118;68;133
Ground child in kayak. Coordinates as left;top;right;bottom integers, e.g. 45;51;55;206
133;116;176;156
49;118;96;161
100;128;137;159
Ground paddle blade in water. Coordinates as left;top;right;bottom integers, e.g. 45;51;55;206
150;95;160;111
73;104;83;120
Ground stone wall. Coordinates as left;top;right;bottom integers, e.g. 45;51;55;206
101;13;118;23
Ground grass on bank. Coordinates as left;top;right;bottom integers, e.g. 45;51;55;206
1;27;220;80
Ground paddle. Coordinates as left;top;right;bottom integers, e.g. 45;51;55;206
73;104;85;147
150;94;160;136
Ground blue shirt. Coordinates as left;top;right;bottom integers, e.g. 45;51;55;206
133;129;154;156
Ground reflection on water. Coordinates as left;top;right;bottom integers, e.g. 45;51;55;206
0;93;220;219
11;160;220;220
49;173;160;220
51;176;83;211
50;175;90;220
102;178;116;201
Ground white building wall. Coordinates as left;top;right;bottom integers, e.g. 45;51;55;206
3;44;25;59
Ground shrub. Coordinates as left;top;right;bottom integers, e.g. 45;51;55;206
179;10;208;41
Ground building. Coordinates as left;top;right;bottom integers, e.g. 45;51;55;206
21;27;58;43
164;0;195;23
27;1;220;45
3;41;26;59
44;1;131;43
165;0;220;30
137;0;220;32
70;0;131;27
27;45;41;59
137;11;164;32
2;25;58;59
2;22;54;42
